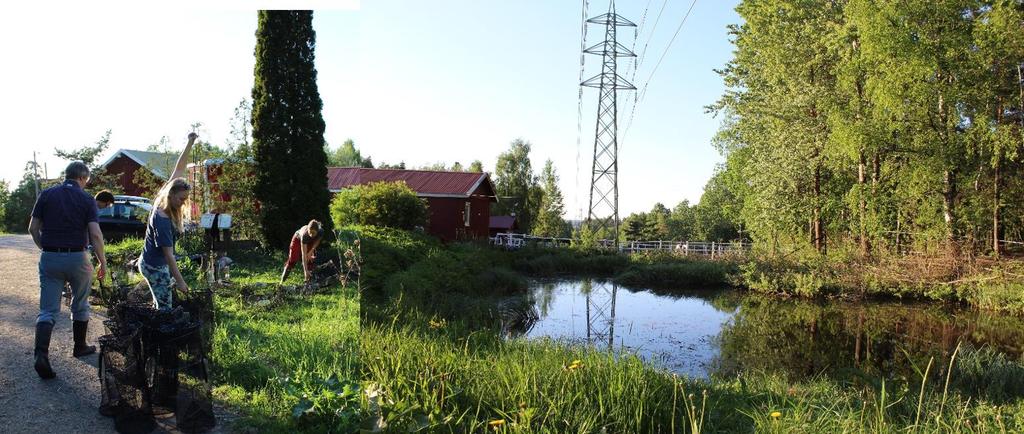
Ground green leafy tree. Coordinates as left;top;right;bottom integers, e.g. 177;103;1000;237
3;163;57;233
668;200;695;241
621;213;648;241
328;139;372;168
219;110;261;243
252;10;332;247
648;203;671;239
468;160;484;173
493;138;541;233
692;169;744;242
54;129;120;194
0;180;9;232
533;160;567;237
707;0;1024;257
330;181;427;230
227;98;253;158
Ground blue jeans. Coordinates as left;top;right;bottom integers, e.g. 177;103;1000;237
38;251;93;325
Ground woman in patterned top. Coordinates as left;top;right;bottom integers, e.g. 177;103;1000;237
280;219;323;284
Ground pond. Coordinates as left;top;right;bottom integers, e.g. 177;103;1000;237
500;279;1024;380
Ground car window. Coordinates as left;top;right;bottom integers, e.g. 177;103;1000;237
115;204;131;220
98;206;114;218
129;204;149;221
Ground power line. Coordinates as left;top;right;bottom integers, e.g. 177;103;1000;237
635;0;669;72
574;0;590;221
621;0;654;148
624;0;698;141
637;0;698;107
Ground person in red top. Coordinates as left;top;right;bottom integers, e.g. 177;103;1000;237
280;220;323;284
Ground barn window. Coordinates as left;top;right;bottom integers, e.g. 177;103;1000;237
464;201;471;227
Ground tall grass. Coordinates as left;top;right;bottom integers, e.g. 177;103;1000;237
361;318;1024;433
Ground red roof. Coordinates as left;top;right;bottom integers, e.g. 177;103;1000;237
327;167;497;200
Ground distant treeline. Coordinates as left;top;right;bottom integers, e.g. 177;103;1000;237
703;0;1024;255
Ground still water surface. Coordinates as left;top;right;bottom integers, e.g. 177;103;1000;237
503;279;1024;379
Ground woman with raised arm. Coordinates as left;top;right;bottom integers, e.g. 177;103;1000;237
138;132;197;309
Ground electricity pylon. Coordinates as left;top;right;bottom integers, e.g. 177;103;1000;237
582;0;635;247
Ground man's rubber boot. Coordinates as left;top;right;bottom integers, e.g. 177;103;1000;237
72;320;96;357
34;322;56;379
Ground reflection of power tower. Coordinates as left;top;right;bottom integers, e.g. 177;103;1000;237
582;1;635;246
585;281;618;348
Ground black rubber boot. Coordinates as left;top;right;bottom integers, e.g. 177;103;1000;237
72;320;96;357
34;322;56;379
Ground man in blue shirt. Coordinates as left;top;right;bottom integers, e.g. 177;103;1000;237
27;161;108;379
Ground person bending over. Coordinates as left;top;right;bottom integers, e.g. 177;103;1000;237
280;220;323;284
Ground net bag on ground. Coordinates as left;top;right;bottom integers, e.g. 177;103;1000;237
98;331;155;434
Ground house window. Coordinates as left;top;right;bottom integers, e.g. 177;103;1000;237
464;201;471;227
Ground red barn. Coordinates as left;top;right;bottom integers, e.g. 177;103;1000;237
327;167;498;241
99;149;177;197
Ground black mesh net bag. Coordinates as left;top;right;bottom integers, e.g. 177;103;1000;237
143;306;194;416
99;297;216;433
98;331;155;434
174;289;216;432
174;328;216;432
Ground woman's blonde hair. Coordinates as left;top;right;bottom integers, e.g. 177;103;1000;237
153;177;191;232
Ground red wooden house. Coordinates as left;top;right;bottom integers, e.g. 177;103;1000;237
99;149;177;197
327;167;498;241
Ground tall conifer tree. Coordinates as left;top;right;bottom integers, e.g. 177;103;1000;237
252;10;332;247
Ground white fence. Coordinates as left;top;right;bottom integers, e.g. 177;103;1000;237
489;233;751;257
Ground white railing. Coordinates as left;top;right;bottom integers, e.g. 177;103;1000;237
489;232;751;257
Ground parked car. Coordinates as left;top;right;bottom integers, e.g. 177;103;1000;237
114;195;151;206
98;198;152;241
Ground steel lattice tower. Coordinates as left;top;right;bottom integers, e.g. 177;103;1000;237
584;280;618;348
582;1;635;246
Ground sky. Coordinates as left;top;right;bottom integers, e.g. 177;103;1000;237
0;1;741;217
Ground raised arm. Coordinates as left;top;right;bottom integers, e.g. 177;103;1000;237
169;132;199;181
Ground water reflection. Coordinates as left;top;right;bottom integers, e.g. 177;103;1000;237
501;279;1024;380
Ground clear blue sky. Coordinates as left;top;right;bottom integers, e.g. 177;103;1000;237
0;1;741;217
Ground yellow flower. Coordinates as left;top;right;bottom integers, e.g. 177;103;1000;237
428;318;446;329
770;411;782;419
488;419;506;428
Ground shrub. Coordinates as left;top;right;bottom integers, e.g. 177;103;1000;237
354;225;438;290
329;181;427;231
